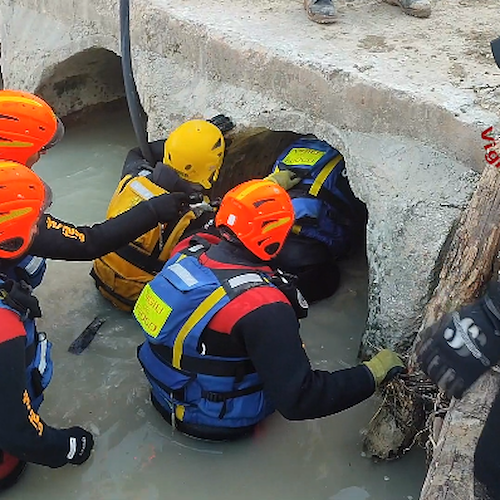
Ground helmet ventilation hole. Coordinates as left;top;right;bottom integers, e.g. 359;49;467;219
264;242;280;255
253;198;273;209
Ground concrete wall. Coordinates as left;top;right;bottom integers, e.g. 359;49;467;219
2;0;496;353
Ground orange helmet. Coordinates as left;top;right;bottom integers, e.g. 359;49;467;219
0;161;50;260
0;90;64;165
215;179;294;260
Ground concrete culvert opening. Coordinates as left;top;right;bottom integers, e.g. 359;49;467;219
33;114;427;500
34;47;126;120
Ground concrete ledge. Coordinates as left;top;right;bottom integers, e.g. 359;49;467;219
4;0;499;167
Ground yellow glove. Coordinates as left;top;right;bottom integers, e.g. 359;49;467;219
363;349;405;387
265;170;301;191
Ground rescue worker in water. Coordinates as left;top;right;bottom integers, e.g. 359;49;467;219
91;116;233;311
91;119;367;308
134;178;405;440
0;162;94;491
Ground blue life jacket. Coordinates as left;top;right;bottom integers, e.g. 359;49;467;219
3;256;47;290
272;137;366;257
134;241;277;431
0;278;53;411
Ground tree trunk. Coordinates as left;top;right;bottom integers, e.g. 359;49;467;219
363;163;500;497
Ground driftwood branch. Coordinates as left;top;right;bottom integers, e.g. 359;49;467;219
420;371;500;500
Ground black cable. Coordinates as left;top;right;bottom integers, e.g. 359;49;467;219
120;0;155;166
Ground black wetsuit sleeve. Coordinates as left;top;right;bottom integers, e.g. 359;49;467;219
235;302;376;420
29;201;160;261
122;140;166;178
0;337;70;468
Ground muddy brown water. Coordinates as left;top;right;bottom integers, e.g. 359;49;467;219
4;106;425;500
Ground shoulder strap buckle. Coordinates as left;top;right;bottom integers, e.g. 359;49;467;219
183;236;213;256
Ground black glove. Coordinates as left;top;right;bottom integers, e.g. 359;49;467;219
147;192;189;223
207;114;235;134
416;280;500;399
64;427;94;465
152;162;203;195
269;269;309;320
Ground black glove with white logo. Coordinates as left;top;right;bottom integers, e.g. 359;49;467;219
64;427;94;465
207;114;235;134
416;280;500;399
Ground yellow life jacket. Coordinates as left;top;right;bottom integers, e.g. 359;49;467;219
91;174;197;311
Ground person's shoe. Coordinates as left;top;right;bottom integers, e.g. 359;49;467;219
304;0;337;24
383;0;431;18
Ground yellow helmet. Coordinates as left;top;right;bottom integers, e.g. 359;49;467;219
163;120;225;189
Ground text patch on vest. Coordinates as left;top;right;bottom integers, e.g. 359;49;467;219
134;284;172;338
281;148;326;167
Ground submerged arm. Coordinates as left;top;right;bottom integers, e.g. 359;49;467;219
238;302;375;420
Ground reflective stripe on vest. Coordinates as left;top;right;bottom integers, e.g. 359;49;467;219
172;286;226;369
22;256;45;277
308;154;343;198
4;255;47;290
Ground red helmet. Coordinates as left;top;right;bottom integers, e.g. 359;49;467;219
0;161;50;259
0;90;64;165
215;179;294;260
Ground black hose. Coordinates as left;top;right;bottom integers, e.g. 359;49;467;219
120;0;155;165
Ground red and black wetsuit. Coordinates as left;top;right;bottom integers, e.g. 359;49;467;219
156;235;375;438
0;163;188;486
0;308;76;488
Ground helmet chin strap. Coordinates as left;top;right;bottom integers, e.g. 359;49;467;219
219;227;241;245
217;231;269;264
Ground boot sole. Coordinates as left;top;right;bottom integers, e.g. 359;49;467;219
304;0;338;23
